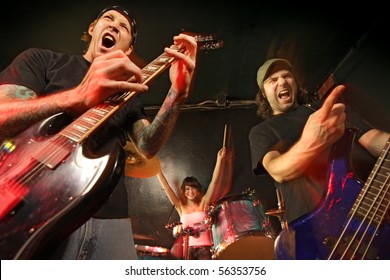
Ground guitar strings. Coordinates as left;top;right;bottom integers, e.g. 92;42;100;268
359;174;389;259
347;169;389;259
328;137;390;259
347;139;389;259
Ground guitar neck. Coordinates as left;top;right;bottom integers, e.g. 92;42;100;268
60;46;181;143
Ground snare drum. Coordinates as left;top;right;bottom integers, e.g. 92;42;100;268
208;193;275;259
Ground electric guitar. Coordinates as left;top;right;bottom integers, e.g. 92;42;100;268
274;128;390;259
0;34;222;259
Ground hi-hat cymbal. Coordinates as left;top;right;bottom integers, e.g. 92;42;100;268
124;141;161;178
133;233;156;240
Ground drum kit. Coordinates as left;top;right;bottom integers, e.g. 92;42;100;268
166;189;286;260
127;124;288;260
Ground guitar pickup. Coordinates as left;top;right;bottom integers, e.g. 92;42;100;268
32;144;70;169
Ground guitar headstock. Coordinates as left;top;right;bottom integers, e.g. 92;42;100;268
184;32;224;51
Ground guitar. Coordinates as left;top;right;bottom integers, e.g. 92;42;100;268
274;128;390;259
0;34;222;260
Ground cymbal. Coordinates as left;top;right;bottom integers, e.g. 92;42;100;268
124;141;161;178
133;233;156;240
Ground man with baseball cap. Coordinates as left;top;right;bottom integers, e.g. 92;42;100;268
249;58;389;258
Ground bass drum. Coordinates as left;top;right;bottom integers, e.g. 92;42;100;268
208;193;275;260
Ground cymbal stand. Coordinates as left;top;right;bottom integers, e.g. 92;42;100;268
276;187;288;230
266;187;288;231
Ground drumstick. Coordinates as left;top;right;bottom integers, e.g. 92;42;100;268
222;124;231;148
223;124;227;148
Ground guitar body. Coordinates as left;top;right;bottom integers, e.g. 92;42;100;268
0;113;125;259
275;129;390;259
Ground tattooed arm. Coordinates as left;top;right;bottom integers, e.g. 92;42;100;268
128;34;197;159
129;88;187;159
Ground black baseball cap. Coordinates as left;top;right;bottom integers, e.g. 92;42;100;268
97;5;138;46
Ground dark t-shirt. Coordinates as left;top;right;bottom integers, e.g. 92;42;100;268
249;101;373;223
0;48;147;218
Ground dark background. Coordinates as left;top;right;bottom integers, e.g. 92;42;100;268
2;0;389;255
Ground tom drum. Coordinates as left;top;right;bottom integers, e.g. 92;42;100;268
208;193;275;260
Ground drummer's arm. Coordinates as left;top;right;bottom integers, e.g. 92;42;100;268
203;147;234;204
157;171;182;215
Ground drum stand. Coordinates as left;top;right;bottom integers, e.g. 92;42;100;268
182;234;190;260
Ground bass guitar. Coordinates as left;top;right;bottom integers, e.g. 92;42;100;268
0;34;222;259
274;128;390;259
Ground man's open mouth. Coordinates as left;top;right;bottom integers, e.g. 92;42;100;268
102;33;115;48
278;89;290;99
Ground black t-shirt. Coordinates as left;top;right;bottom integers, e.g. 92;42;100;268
249;101;373;223
0;48;147;218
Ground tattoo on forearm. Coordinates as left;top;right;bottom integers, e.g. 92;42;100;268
1;84;37;100
0;85;59;139
158;89;183;124
136;89;184;155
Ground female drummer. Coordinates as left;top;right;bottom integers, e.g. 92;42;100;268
157;146;234;260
